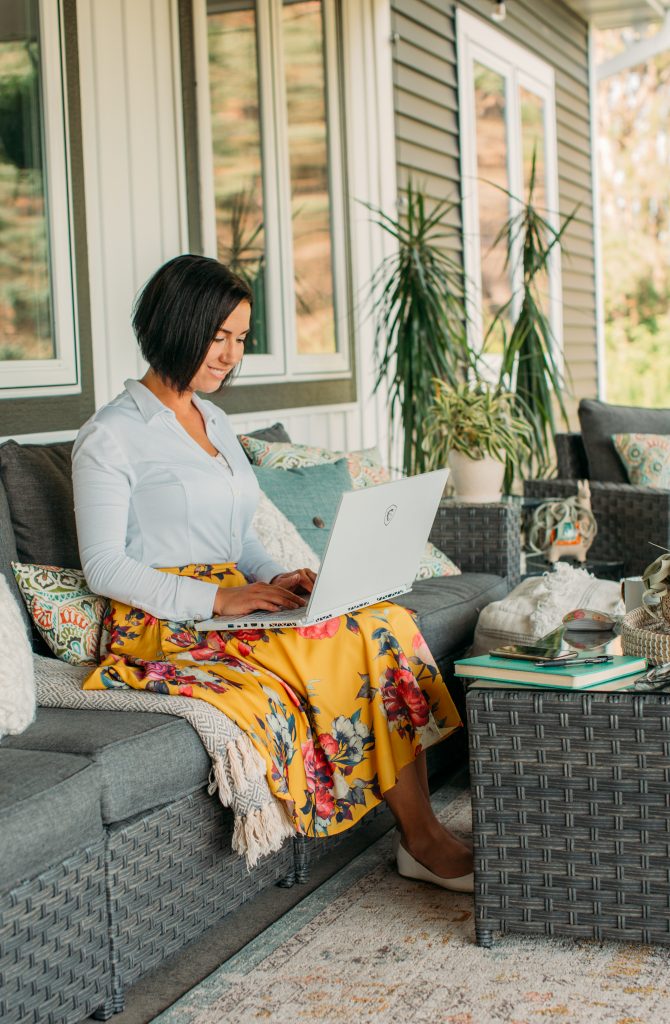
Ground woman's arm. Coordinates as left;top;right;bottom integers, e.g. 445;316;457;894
237;522;287;584
72;420;219;621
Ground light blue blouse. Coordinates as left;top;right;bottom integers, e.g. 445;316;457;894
72;379;286;621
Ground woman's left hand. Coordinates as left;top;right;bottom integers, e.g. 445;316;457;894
270;568;317;596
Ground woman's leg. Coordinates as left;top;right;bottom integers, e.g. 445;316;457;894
384;760;472;879
414;750;430;800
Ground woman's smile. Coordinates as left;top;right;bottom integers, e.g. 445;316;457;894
207;364;231;380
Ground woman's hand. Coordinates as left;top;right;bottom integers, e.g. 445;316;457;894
212;580;308;618
271;568;317;596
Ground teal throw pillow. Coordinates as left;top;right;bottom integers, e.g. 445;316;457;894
252;459;353;559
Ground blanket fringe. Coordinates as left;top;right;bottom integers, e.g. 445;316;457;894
226;735;266;791
208;755;233;804
232;801;295;868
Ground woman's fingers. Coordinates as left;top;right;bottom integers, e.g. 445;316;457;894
258;583;306;607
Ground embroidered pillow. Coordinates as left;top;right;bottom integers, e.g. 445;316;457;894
612;433;670;489
239;436;391;489
11;563;107;665
416;542;460;580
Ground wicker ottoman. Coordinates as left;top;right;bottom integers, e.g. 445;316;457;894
467;685;670;949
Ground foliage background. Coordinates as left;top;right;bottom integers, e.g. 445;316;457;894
597;29;670;407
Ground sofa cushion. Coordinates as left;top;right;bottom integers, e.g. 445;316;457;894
578;399;670;483
0;440;79;568
2;707;211;824
0;481;31;635
0;748;103;891
393;573;509;666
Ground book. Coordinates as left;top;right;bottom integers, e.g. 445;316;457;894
463;674;639;693
454;654;647;689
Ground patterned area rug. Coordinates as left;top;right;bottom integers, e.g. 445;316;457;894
156;786;670;1024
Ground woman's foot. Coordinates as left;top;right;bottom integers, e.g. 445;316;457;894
396;844;474;893
399;825;473;881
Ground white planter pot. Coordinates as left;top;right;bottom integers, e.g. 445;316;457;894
448;450;505;504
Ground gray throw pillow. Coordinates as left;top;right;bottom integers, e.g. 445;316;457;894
0;440;80;568
241;422;291;445
578;399;670;483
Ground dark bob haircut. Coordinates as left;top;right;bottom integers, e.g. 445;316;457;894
132;254;253;393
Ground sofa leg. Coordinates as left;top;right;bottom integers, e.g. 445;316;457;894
293;835;311;884
91;998;114;1020
92;989;125;1018
277;867;296;888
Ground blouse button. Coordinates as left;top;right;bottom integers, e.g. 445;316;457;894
312;516;325;528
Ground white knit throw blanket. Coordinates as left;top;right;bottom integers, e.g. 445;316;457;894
33;655;294;867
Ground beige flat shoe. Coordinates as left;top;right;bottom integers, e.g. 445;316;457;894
396;843;474;893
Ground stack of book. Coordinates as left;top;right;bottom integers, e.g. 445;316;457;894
454;654;647;692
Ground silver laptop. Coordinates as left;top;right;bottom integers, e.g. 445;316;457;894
195;468;449;631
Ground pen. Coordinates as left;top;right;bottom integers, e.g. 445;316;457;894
534;655;614;668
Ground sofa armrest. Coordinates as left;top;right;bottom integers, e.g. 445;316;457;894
524;477;670;576
429;500;521;586
524;478;579;501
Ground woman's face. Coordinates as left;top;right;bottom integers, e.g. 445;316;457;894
190;300;251;393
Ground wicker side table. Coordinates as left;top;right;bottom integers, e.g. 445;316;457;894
467;685;670;949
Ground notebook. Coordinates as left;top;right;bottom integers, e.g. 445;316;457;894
195;468;449;631
454;654;647;689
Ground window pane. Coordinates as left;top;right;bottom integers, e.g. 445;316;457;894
0;0;53;361
474;61;511;349
521;86;549;311
282;0;335;355
521;86;546;208
207;1;267;354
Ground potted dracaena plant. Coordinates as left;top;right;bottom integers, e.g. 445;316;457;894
423;379;533;503
487;149;578;486
366;181;475;477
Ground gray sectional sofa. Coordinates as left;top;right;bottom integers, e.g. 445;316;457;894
0;431;520;1023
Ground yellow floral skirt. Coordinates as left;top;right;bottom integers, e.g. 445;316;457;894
83;563;461;838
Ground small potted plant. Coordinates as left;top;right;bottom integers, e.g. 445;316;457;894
423;379;533;503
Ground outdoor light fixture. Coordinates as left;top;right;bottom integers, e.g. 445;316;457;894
491;1;506;21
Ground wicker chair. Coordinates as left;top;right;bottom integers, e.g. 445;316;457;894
524;432;670;577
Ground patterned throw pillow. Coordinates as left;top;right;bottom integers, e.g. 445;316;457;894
612;433;670;489
416;542;460;580
239;436;391;489
11;563;106;665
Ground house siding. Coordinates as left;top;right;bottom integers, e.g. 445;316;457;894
391;0;599;422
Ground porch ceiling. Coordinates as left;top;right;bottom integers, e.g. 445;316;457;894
563;0;670;28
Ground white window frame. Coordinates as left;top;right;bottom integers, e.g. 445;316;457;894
456;9;563;365
0;0;80;398
194;0;350;385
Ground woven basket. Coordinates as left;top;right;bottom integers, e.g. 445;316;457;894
622;605;670;664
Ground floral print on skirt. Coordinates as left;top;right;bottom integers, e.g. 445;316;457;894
82;563;461;838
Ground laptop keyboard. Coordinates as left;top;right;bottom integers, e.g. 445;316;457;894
242;605;309;625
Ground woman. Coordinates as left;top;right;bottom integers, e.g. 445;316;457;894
72;254;473;891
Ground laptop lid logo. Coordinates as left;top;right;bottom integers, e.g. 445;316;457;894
384;504;398;526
